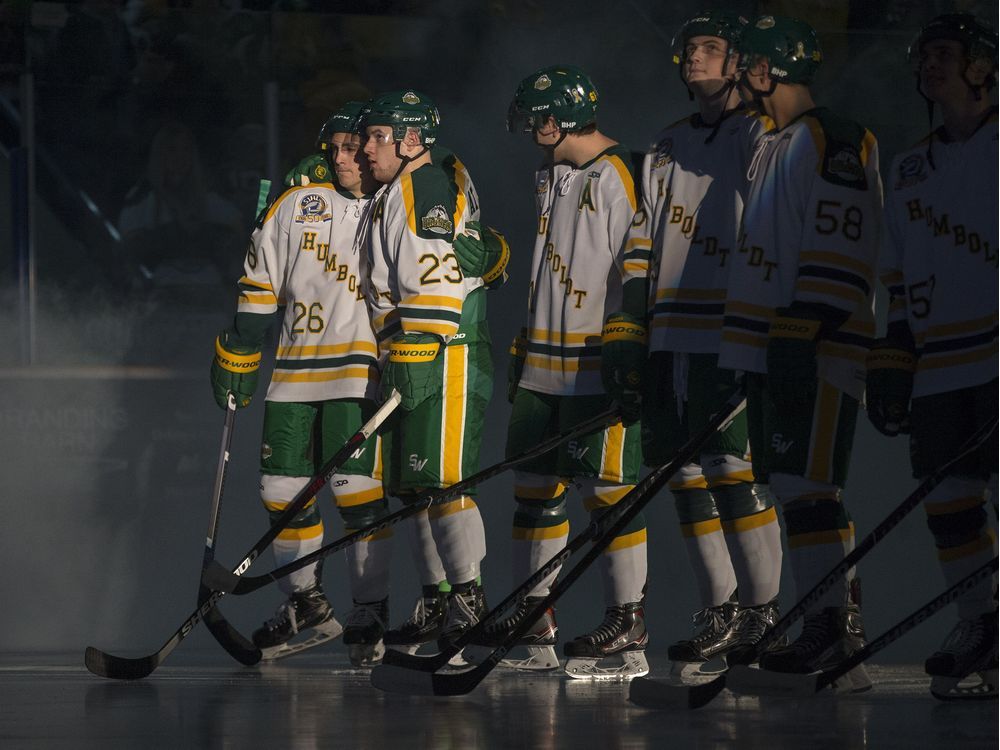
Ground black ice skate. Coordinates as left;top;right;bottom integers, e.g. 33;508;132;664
343;598;389;668
383;586;448;656
563;601;649;680
758;603;872;693
466;595;560;671
438;581;488;654
667;597;738;680
723;598;789;668
252;584;344;660
925;609;998;701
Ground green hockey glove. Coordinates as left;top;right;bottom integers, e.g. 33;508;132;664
765;306;825;409
507;328;528;403
453;221;510;287
865;341;915;437
284;153;332;187
210;330;262;409
380;333;444;411
601;312;648;424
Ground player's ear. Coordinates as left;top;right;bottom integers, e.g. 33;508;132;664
403;128;423;148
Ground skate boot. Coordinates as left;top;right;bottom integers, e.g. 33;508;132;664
668;597;739;680
383;585;447;656
563;601;649;680
925;609;998;701
724;598;788;667
438;581;488;654
252;584;344;660
758;603;872;693
343;598;389;668
467;595;559;671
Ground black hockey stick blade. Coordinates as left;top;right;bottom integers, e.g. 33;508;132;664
85;645;159;681
373;389;748;695
202;561;239;594
629;674;728;710
227;407;619;597
201;588;260;665
725;557;999;699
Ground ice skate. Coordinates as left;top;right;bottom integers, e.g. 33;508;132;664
758;603;872;693
926;610;998;701
667;598;738;681
344;598;389;668
383;586;448;656
438;581;488;654
563;601;649;680
466;595;560;671
252;584;344;660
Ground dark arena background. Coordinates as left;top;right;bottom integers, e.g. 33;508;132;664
0;1;996;747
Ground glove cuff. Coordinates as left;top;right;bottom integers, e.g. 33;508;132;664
768;315;821;341
389;338;441;363
866;345;916;373
602;313;648;346
215;336;262;373
510;328;528;358
481;228;511;284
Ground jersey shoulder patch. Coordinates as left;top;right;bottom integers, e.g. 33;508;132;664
803;108;871;190
405;165;458;240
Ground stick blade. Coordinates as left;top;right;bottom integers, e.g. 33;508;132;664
381;647;450;672
201;561;240;593
628;675;727;710
370;662;440;695
85;646;158;681
203;603;261;666
725;664;822;697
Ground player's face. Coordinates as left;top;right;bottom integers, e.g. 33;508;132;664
918;39;973;103
329;132;366;192
683;35;732;84
363;125;402;183
532;115;561;149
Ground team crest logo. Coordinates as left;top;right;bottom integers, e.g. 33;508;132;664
421;205;453;234
895;153;927;189
535;172;550;194
756;16;775;29
826;146;865;185
402;91;420;104
534;74;552;91
295;193;331;222
261;442;273;461
653;137;673;168
313;164;328;180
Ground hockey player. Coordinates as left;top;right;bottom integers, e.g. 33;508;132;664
210;101;392;664
719;17;882;692
869;13;998;700
618;11;784;679
484;65;648;679
361;90;493;655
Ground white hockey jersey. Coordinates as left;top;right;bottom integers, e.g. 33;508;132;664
625;108;774;354
882;113;999;398
520;144;639;396
238;183;379;402
364;161;483;349
718;108;882;400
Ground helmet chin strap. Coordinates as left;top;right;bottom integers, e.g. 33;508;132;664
700;78;738;144
389;140;430;183
737;72;778;116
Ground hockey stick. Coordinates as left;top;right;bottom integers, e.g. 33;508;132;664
371;386;747;696
84;391;402;680
628;415;999;710
204;407;620;596
200;394;261;665
725;556;999;698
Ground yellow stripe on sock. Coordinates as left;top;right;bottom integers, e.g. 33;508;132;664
938;530;996;562
680;518;723;537
925;495;986;516
787;523;854;549
428;495;477;520
512;521;570;541
605;528;647;552
722;506;778;534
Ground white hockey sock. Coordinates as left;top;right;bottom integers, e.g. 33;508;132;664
406;510;447;587
428;495;485;585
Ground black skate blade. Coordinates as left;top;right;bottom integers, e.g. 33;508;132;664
726;664;824;697
629;674;728;709
201;561;240;593
85;646;158;681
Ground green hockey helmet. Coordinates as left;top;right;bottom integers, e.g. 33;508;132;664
907;13;998;84
363;90;440;145
672;10;749;65
737;15;823;85
316;100;367;150
507;65;599;133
